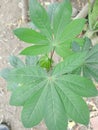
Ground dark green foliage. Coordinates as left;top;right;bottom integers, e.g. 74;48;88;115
0;0;98;130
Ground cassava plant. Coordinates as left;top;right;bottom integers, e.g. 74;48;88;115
0;0;98;130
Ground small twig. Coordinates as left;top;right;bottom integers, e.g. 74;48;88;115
21;0;29;22
50;47;55;61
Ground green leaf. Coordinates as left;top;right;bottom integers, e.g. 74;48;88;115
83;44;98;82
21;87;47;127
58;19;86;43
73;38;98;83
52;0;72;39
56;85;89;125
29;0;52;40
9;55;24;68
10;80;46;106
82;37;92;51
7;66;47;86
7;82;18;91
72;42;80;52
25;56;39;66
39;56;52;69
2;0;98;130
0;68;11;80
55;43;73;58
0;68;19;91
52;52;86;75
60;74;98;97
3;61;97;129
20;44;51;56
86;44;98;61
9;66;47;105
14;28;48;44
44;86;68;130
73;38;85;47
89;0;98;29
47;2;59;28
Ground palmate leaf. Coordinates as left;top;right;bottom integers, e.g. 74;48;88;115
13;0;86;58
13;0;53;56
83;43;98;82
2;53;97;130
73;38;98;83
1;0;97;130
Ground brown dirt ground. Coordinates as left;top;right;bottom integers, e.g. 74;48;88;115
0;0;98;130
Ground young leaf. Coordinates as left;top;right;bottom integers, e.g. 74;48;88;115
14;28;48;44
20;44;51;56
29;0;52;40
39;56;52;69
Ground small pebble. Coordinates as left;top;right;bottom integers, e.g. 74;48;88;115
0;124;9;130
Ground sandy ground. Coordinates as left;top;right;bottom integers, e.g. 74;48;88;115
0;0;98;130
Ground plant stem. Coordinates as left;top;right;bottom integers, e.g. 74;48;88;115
49;47;55;71
50;47;55;60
